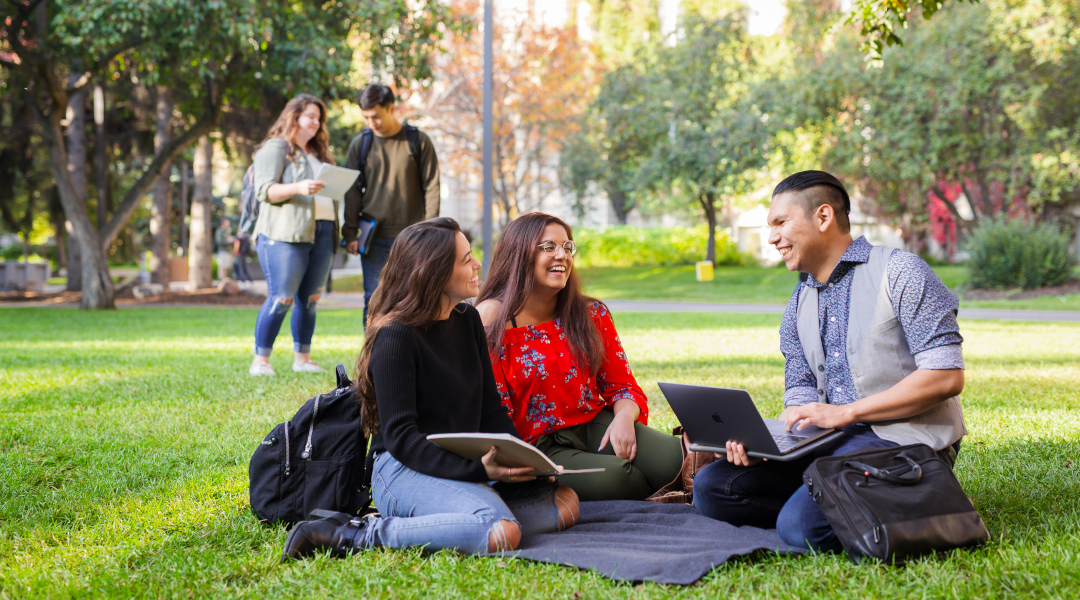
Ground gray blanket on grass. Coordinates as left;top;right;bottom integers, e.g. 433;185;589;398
490;500;806;585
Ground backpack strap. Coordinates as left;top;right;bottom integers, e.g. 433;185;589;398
335;364;351;389
360;446;376;514
403;124;426;197
352;129;375;212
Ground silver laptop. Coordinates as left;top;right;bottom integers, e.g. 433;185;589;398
658;382;844;461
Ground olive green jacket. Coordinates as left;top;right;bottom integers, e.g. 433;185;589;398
252;138;340;246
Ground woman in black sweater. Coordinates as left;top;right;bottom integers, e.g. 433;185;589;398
284;218;579;559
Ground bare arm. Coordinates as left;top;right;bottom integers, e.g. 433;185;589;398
475;299;502;327
781;368;965;431
267;180;323;203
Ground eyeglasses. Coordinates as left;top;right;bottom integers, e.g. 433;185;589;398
537;240;578;257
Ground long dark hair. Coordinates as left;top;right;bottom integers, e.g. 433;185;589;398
355;217;463;435
477;212;605;375
260;93;334;164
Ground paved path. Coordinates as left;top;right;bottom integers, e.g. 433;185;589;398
320;296;1080;322
4;293;1079;322
599;300;1080;322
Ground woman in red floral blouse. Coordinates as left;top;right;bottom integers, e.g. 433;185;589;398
477;213;682;501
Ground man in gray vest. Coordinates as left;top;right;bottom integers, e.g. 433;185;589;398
693;170;967;552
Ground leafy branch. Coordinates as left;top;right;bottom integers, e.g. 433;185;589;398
841;0;980;66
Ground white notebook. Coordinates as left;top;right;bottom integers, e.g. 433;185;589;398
427;433;605;477
312;163;361;200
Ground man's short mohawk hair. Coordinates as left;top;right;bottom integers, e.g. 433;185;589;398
772;170;851;214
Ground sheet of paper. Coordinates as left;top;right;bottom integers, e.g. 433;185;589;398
313;164;361;201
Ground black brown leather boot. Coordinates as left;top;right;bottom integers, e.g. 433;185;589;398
281;510;370;561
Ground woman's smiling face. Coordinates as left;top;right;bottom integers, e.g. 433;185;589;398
443;232;482;304
532;223;572;293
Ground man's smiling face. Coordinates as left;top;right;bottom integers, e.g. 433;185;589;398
767;191;822;274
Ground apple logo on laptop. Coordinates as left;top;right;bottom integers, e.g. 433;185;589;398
711;413;724;424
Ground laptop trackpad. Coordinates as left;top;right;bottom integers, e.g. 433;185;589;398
764;419;829;438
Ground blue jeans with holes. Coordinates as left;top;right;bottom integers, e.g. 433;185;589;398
693;425;899;553
252;221;335;356
361;237;395;327
363;452;563;554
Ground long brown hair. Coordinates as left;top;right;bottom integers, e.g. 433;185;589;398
260;93;334;163
355;217;464;435
477;212;605;375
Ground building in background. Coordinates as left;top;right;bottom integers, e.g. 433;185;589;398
416;0;789;238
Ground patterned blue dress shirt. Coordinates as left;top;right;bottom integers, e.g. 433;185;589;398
780;236;965;408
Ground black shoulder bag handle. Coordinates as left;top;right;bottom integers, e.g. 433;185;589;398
844;455;923;485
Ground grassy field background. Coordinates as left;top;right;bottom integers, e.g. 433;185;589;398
2;307;1079;598
333;265;1080;311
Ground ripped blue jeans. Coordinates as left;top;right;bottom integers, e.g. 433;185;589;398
365;452;564;554
253;221;335;356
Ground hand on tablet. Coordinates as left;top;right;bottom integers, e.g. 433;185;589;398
481;446;537;483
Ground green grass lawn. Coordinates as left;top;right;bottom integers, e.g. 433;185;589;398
2;307;1078;598
337;265;1080;310
579;265;1080;311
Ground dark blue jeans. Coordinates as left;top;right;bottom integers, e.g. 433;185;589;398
253;221;335;356
361;237;395;326
693;425;898;553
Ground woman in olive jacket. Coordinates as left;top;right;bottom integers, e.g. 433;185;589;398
248;94;340;376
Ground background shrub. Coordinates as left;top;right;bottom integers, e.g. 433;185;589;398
572;225;756;267
967;217;1074;290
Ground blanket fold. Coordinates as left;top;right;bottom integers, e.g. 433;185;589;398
489;500;806;585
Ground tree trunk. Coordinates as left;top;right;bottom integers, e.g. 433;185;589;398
39;106;114;309
150;87;174;284
65;221;82;289
52;197;67;272
179;159;189;253
187;136;214;290
700;191;718;265
94;84;110;227
605;183;630;224
65;80;89;292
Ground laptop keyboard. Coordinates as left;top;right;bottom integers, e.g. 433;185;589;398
772;432;809;452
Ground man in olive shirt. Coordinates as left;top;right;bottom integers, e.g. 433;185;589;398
342;84;441;324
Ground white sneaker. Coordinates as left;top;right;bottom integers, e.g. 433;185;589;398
292;361;326;373
249;362;276;376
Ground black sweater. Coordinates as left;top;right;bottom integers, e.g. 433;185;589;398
368;303;518;481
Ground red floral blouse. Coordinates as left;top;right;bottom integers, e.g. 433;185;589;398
490;302;650;443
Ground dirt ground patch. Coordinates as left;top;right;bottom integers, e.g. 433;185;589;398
963;279;1080;301
0;288;265;306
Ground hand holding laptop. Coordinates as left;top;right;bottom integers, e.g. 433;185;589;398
658;382;845;462
724;441;767;467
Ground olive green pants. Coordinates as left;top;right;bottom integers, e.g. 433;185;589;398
535;408;682;502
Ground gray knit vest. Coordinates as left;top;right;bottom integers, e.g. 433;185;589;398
795;245;967;450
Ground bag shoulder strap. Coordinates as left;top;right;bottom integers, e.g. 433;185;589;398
351;129;375;213
357;129;374;174
403;124;425;195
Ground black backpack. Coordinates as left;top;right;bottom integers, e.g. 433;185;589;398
249;365;374;527
238;142;293;236
237;164;259;236
353;124;426;203
803;443;989;564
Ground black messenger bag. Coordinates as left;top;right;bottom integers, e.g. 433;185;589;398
803;443;989;564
